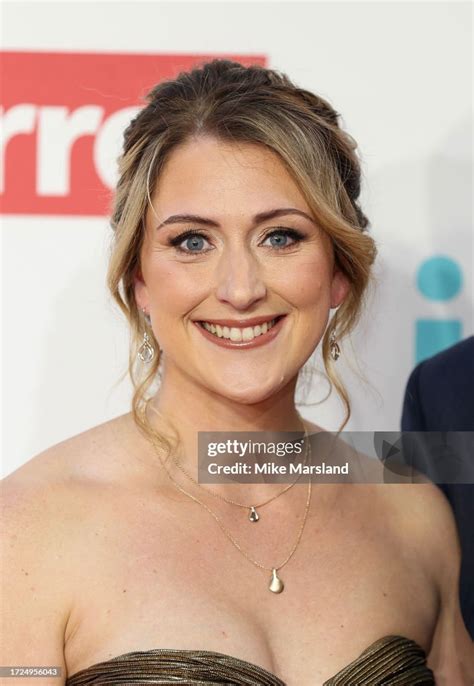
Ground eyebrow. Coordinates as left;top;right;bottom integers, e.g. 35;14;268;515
155;207;317;230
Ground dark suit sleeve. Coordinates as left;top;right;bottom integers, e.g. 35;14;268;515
401;362;427;431
400;351;474;639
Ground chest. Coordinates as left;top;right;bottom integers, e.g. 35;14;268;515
64;486;438;684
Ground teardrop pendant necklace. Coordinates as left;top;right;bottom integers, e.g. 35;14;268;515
147;402;311;524
144;405;313;594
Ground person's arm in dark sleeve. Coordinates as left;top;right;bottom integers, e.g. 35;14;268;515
401;362;427;431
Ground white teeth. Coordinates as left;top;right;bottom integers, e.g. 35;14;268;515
201;318;278;341
242;327;254;341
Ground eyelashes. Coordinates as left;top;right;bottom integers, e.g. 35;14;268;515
167;230;206;252
167;227;306;255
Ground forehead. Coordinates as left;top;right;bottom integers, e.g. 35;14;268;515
148;136;311;218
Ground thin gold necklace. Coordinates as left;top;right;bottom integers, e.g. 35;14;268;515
143;407;313;594
146;400;311;523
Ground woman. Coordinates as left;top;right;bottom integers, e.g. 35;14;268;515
2;60;473;685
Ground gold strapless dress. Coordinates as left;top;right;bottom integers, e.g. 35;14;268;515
65;634;435;685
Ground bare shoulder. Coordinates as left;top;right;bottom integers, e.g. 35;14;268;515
3;412;140;491
377;482;474;683
1;412;140;564
0;413;145;673
1;412;141;608
376;481;456;566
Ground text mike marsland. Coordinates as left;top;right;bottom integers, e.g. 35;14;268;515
207;462;350;475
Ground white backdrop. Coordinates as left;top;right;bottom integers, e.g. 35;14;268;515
1;1;472;477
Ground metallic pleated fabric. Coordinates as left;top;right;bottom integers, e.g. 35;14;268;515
66;635;435;685
322;635;434;685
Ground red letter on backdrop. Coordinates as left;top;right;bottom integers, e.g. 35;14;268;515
0;51;266;217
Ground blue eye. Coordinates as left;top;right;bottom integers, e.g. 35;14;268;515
263;228;304;249
169;231;211;254
168;227;305;255
182;235;206;252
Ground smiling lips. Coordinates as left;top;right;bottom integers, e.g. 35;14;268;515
193;314;286;348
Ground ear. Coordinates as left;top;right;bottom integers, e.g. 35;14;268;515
133;267;150;313
330;268;350;309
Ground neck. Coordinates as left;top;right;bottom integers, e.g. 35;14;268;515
143;364;309;502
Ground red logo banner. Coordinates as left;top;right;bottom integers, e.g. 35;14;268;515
1;51;266;216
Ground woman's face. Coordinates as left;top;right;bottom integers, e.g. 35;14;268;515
135;136;349;404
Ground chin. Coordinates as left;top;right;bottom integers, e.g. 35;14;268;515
222;391;273;406
208;376;290;406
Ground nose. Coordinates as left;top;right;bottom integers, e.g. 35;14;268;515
214;244;267;311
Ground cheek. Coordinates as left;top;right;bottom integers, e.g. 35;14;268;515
275;257;332;309
145;258;209;318
144;250;333;318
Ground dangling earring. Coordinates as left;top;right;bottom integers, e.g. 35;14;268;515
138;309;155;363
329;330;341;361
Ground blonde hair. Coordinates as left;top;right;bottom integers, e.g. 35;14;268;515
107;59;377;451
